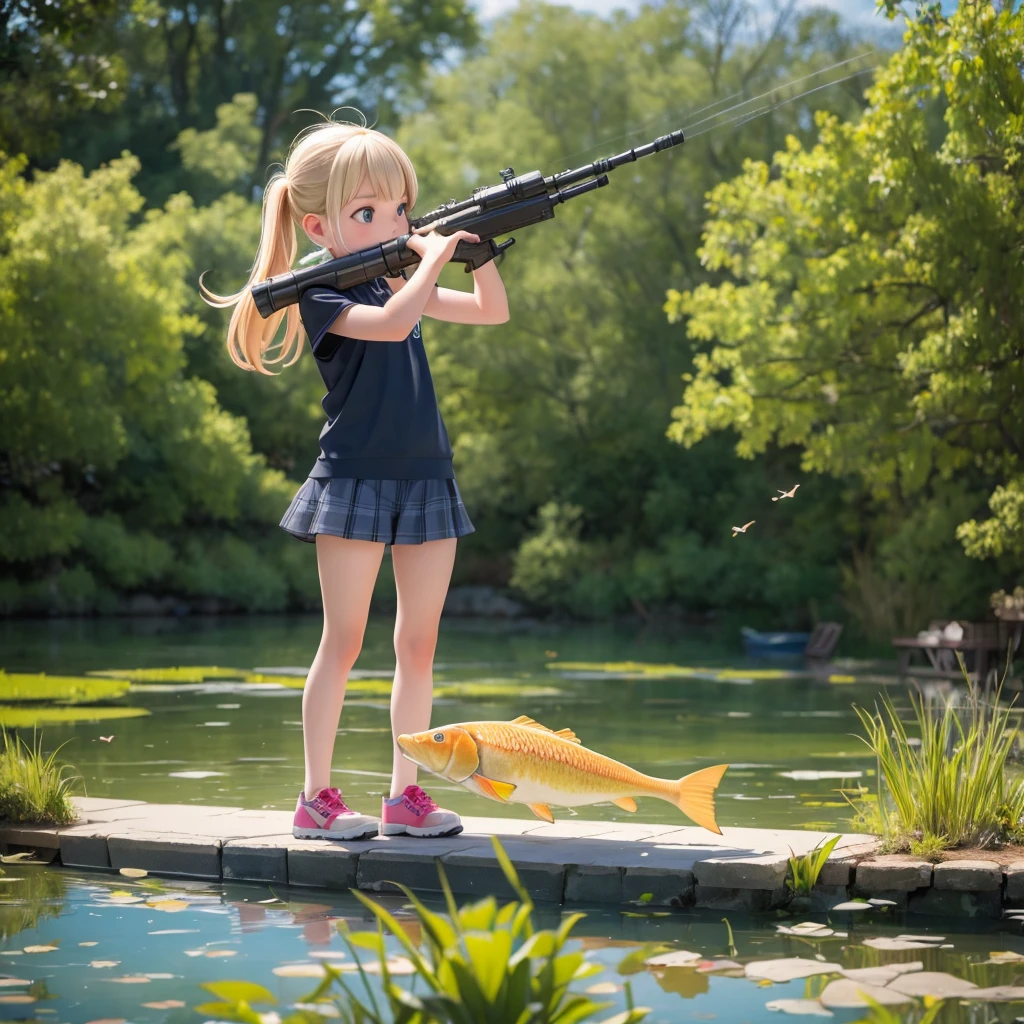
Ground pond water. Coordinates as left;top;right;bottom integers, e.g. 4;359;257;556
2;864;1024;1023
0;614;898;832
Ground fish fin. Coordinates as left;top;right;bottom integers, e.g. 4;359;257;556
528;803;554;823
510;715;581;744
612;797;637;813
471;773;516;803
675;764;729;835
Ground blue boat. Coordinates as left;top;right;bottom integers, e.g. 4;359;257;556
741;627;811;659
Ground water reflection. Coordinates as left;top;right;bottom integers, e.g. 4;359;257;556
0;866;1023;1021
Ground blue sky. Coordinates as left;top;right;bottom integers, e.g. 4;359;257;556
473;0;887;27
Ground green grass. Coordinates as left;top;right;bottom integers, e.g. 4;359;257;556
851;669;1024;850
0;729;81;825
786;835;841;896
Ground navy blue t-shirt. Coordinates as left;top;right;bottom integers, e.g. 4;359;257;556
299;278;454;481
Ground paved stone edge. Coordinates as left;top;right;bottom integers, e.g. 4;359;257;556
5;809;1023;916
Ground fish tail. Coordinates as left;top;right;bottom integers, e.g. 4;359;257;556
674;764;729;835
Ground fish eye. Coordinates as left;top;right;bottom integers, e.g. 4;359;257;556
432;732;445;742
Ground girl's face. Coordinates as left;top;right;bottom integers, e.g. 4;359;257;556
304;176;410;257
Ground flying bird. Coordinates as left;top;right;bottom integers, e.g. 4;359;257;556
772;484;801;501
731;521;755;536
99;736;114;743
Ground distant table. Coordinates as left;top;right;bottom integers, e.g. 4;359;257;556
891;636;992;684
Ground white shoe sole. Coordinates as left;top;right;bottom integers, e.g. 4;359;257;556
380;822;464;838
292;823;379;841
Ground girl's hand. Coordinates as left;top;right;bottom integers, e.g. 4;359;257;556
406;226;480;267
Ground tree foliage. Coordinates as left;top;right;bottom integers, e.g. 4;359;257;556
396;0;872;623
58;0;478;204
666;0;1024;625
0;153;313;614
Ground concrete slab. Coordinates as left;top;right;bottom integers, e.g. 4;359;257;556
855;859;933;893
1005;862;1024;903
441;839;567;902
222;836;291;884
694;854;789;890
933;861;1002;891
357;834;491;894
107;831;222;880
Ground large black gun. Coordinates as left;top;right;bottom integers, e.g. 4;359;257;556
251;129;684;318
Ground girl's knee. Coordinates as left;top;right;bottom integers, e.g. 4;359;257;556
319;630;363;672
394;631;437;670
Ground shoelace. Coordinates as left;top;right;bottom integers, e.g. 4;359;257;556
403;785;437;816
316;787;348;813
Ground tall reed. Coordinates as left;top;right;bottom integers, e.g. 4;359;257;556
853;674;1024;849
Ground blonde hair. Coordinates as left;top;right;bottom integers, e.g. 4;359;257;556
200;116;418;373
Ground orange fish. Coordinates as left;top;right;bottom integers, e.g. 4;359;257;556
397;715;729;833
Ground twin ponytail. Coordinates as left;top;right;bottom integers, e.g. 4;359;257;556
200;118;418;374
200;174;303;374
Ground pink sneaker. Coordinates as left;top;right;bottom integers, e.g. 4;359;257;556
292;787;378;841
381;785;463;838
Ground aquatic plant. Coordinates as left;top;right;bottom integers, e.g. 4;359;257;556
198;836;648;1023
0;729;81;825
850;992;945;1024
786;835;841;897
852;673;1024;849
0;671;131;703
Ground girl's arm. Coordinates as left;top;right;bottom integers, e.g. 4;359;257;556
331;229;479;342
387;260;510;325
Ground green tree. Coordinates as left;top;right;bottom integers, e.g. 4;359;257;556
666;0;1024;632
396;0;872;620
0;0;127;163
0;153;314;614
59;0;478;204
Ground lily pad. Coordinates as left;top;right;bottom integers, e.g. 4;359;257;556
886;971;977;998
0;704;149;727
745;958;842;982
819;980;912;1009
765;999;833;1017
984;951;1024;963
89;666;246;683
645;951;703;967
0;672;131;703
861;936;939;951
840;962;923;986
963;986;1024;1001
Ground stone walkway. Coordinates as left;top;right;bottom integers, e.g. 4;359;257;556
0;797;878;909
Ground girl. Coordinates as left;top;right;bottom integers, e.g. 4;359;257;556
202;116;509;840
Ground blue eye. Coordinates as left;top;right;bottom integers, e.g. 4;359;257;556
397;202;406;216
356;208;373;224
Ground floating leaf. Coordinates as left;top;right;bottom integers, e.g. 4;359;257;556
764;998;833;1017
745;958;842;982
119;868;148;879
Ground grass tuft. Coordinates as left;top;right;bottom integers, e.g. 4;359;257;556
0;729;81;825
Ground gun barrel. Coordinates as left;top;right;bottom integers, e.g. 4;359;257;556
545;129;685;190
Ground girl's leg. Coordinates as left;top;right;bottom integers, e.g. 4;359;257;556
303;535;386;801
388;537;457;797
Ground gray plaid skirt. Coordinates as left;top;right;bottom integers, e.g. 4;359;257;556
280;477;475;545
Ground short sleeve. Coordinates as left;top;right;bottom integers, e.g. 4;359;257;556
299;286;357;357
